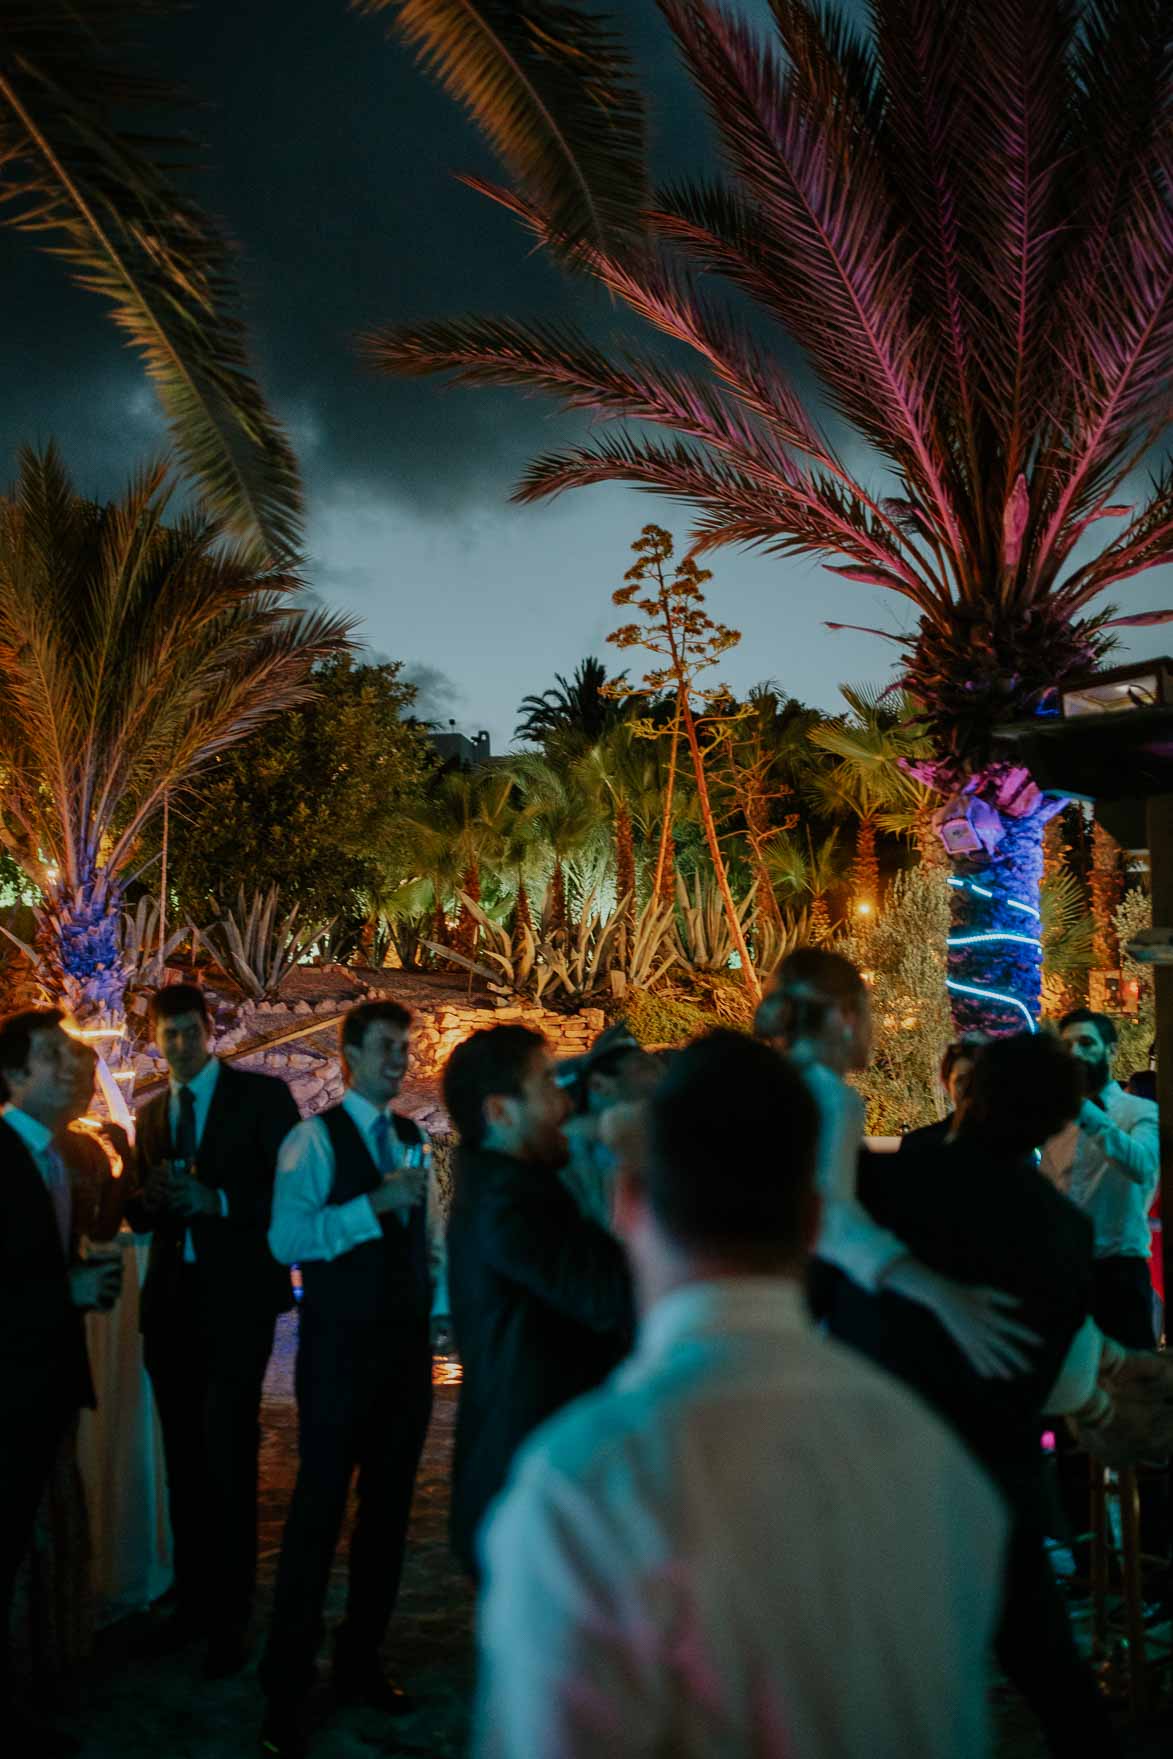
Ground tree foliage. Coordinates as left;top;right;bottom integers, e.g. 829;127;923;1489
166;657;432;923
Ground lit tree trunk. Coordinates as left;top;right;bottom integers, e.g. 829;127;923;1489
35;872;131;1030
915;800;949;871
547;859;568;939
851;814;880;909
809;894;832;944
1090;818;1124;968
1043;813;1068;882
653;706;681;906
946;811;1048;1034
511;873;533;944
680;696;760;1001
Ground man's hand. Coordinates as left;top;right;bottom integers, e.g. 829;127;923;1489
69;1259;123;1313
431;1315;453;1354
166;1177;222;1220
886;1260;1042;1377
370;1169;426;1220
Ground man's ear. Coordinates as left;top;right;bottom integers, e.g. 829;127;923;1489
483;1092;512;1131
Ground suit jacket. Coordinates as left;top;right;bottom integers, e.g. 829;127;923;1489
126;1061;299;1336
447;1145;634;1576
0;1116;93;1418
896;1115;953;1155
849;1137;1095;1520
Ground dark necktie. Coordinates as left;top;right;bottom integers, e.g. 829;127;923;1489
175;1085;198;1165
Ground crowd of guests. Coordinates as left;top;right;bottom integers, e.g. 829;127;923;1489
0;961;1170;1758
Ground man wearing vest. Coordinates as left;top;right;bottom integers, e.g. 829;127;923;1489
260;1000;447;1759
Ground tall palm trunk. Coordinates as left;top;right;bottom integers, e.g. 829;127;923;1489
915;801;949;872
547;860;568;940
456;861;481;956
680;695;760;1002
851;814;880;909
947;813;1048;1034
809;894;832;945
1090;819;1124;969
511;873;534;951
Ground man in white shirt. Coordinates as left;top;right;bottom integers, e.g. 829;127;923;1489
260;1000;447;1759
1043;1008;1160;1348
1;1008;122;1756
475;1030;1007;1759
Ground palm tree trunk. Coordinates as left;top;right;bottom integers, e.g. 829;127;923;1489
1090;818;1124;969
35;874;131;1029
456;861;480;956
547;860;568;939
653;705;682;905
809;894;832;944
851;814;880;910
680;695;760;1002
914;799;949;871
947;811;1047;1034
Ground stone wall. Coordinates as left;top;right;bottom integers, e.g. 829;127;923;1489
129;985;609;1138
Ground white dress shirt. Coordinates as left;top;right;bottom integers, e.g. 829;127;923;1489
269;1087;448;1317
4;1103;71;1253
1041;1081;1160;1259
791;1047;908;1290
476;1278;1006;1759
167;1055;229;1263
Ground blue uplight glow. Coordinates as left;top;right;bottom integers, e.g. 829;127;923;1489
946;977;1038;1033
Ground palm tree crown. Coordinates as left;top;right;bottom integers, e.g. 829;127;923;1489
0;446;351;1021
514;655;629;747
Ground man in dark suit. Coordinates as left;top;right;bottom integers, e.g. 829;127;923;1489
126;983;298;1678
849;1033;1115;1757
1;1009;122;1755
443;1024;634;1583
260;1000;448;1759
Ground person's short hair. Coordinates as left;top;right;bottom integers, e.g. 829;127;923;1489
940;1033;989;1087
0;1007;65;1102
1058;1007;1118;1051
340;999;413;1061
148;983;210;1029
645;1029;818;1257
443;1025;545;1148
962;1034;1083;1154
763;946;866;1043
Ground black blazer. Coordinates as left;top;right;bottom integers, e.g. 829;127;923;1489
850;1138;1095;1517
0;1117;93;1417
447;1146;634;1576
126;1061;300;1335
896;1115;953;1154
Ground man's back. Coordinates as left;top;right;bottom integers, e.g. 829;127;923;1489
856;1140;1094;1488
447;1144;632;1575
475;1280;1005;1759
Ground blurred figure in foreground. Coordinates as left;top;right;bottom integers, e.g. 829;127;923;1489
474;1031;1007;1759
557;1023;660;1228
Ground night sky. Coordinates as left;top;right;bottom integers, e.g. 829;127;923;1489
2;0;1170;751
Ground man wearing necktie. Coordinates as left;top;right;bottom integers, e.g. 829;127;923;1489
0;1009;122;1756
125;984;299;1678
260;1000;448;1759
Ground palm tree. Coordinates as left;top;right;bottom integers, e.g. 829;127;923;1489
504;752;605;938
369;0;1173;1032
400;767;518;954
806;684;933;912
2;2;301;553
0;447;351;1027
514;656;629;749
767;826;846;946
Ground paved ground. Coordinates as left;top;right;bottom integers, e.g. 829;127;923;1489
59;1314;1170;1759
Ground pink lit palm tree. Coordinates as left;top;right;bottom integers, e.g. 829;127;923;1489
363;0;1173;1031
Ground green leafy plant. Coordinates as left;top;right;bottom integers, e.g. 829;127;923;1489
196;887;332;1001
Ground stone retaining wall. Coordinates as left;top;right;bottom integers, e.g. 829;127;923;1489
128;986;608;1137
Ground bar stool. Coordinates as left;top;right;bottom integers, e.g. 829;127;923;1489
1087;1461;1173;1715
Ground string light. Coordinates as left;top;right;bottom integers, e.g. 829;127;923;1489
946;977;1037;1033
946;877;1041;1029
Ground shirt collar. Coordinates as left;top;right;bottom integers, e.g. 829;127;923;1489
637;1276;810;1366
2;1103;56;1157
169;1055;220;1102
342;1087;390;1133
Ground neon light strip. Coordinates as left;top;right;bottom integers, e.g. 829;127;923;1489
1006;898;1040;920
946;978;1037;1032
947;932;1042;949
948;875;1041;919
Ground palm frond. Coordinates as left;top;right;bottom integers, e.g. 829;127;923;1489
358;0;647;258
0;2;302;555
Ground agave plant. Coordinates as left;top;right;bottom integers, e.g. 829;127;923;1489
119;895;192;992
424;889;556;1003
674;870;756;975
1;1;301;553
370;0;1173;1031
0;449;351;1028
196;889;333;1002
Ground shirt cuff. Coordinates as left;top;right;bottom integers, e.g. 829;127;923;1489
218;1189;229;1219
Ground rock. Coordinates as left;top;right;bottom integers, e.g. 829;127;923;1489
292;1000;311;1016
